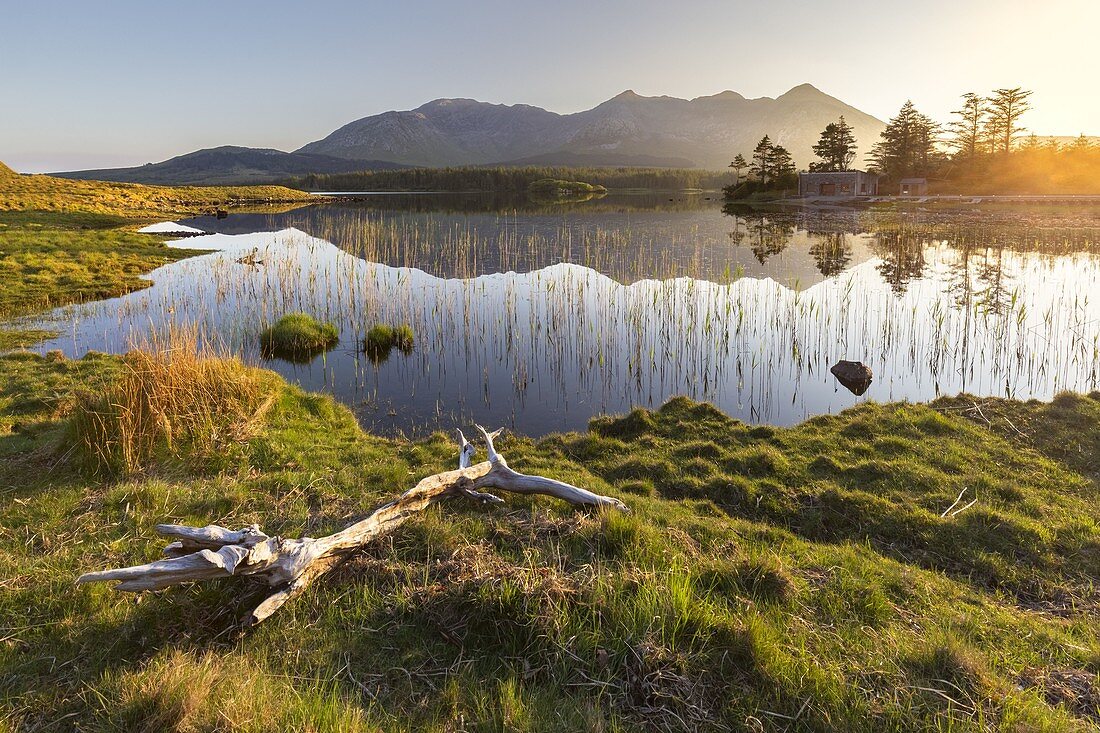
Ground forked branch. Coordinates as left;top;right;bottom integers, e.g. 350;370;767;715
77;427;626;625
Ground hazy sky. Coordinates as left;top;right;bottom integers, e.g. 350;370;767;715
3;0;1097;172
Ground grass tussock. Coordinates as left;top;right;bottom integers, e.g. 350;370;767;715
363;322;414;361
259;313;340;362
69;330;281;475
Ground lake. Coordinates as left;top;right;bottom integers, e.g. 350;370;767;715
26;193;1100;436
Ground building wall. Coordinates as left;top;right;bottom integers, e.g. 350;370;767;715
798;172;877;197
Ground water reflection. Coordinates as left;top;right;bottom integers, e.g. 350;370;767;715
23;197;1100;437
808;233;853;277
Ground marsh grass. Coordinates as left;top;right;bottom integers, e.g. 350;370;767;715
259;313;340;362
0;214;205;349
363;323;415;361
69;329;281;475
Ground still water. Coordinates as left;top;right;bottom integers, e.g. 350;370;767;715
28;194;1100;436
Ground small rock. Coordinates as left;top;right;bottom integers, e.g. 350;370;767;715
831;360;873;396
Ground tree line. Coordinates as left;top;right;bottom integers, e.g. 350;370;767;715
726;87;1098;195
289;166;736;193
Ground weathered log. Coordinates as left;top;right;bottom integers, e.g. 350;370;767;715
77;426;626;625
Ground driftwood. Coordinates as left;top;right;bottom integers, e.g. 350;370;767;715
940;486;977;518
77;426;627;625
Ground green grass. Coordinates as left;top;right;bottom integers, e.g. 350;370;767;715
2;350;1099;731
259;313;340;362
363;323;415;361
0;164;315;351
0;213;206;349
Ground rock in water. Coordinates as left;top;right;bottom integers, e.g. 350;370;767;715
831;360;873;396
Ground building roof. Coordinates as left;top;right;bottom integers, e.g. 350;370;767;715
898;178;927;184
798;169;875;177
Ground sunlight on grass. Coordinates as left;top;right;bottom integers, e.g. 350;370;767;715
69;327;281;475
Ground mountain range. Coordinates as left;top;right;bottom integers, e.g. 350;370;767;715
57;84;886;185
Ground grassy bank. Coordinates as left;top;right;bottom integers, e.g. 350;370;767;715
0;211;204;349
1;347;1098;731
0;159;319;350
0;163;314;219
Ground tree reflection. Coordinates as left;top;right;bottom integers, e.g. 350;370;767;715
721;206;796;264
942;245;1013;314
746;218;795;264
807;232;853;277
973;247;1011;315
872;231;927;293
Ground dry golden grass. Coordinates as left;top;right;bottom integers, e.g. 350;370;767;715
0;158;312;219
69;328;281;475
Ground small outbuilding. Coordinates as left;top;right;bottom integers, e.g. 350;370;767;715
898;178;928;196
798;170;879;198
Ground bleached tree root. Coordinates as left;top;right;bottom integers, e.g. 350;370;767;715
77;426;627;625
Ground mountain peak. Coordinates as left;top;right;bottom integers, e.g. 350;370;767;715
777;83;827;100
418;97;483;109
693;90;746;102
612;89;642;100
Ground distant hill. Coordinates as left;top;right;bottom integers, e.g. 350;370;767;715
297;85;886;170
56;146;404;186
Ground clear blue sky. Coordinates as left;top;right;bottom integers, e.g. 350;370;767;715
2;0;1096;172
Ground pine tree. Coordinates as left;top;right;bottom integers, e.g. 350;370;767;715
811;116;857;171
729;154;748;182
948;93;987;159
750;136;774;185
1069;133;1094;153
867;101;940;178
985;87;1033;153
771;145;796;179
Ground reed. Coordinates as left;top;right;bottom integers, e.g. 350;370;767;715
69;327;281;475
34;207;1100;434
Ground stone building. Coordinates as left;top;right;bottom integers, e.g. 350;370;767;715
798;170;879;198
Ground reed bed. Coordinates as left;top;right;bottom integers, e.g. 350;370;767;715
37;208;1100;434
